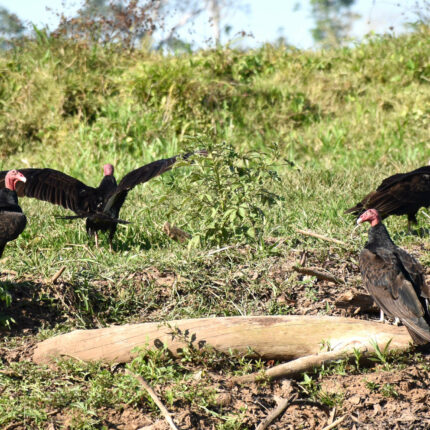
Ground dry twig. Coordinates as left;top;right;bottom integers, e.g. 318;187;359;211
293;265;344;284
296;229;347;246
50;266;66;284
232;348;368;384
256;393;298;430
163;221;191;243
207;245;237;256
125;369;179;430
321;415;347;430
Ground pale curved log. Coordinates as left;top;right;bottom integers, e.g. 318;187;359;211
33;315;411;365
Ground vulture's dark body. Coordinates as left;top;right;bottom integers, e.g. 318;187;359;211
359;223;430;344
0;152;199;243
0;188;27;257
346;166;430;225
84;174;118;241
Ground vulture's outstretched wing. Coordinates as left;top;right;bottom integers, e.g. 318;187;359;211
359;247;430;344
0;168;99;214
377;166;430;191
346;167;430;218
103;151;206;213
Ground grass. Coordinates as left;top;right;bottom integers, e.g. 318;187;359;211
0;26;430;428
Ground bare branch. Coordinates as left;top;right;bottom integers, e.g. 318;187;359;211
256;394;298;430
292;265;345;284
125;369;179;430
295;228;348;246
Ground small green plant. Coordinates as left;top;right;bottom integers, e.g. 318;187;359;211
299;373;343;407
365;379;380;392
381;383;399;398
352;347;363;372
369;339;393;369
0;284;14;328
165;142;282;247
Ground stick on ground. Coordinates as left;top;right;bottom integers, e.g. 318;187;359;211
256;393;298;430
293;266;344;284
232;348;368;384
295;229;347;246
50;266;66;284
163;221;191;243
125;369;179;430
321;415;347;430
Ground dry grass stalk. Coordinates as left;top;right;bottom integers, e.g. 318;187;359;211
125;369;179;430
295;229;347;246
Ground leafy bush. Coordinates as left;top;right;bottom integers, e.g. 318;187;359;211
162;143;282;247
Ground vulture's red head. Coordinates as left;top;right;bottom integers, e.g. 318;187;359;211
5;170;26;191
103;164;114;176
357;209;381;227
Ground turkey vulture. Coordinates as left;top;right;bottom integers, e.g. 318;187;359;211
346;165;430;231
0;170;27;257
0;151;205;247
357;208;430;345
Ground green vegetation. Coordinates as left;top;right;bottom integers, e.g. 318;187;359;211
1;27;430;428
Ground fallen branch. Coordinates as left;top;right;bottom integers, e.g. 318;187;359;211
256;393;298;430
163;222;191;243
232;347;368;384
125;369;179;430
50;266;66;284
322;415;347;430
295;229;347;246
33;315;410;365
207;245;237;256
293;266;344;284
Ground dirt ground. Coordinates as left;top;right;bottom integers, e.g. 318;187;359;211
2;243;430;429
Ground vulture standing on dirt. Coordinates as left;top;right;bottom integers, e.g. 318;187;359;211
0;151;205;247
346;165;430;231
357;208;430;345
0;170;27;258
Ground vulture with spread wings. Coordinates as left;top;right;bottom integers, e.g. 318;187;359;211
357;209;430;345
346;165;430;231
0;151;205;247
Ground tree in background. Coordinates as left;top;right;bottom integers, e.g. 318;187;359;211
51;0;243;50
308;0;359;47
0;6;25;48
52;0;157;49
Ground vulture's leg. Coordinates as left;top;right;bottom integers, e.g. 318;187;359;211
393;317;400;326
379;309;385;323
108;225;117;252
407;219;413;234
94;232;99;248
407;214;418;234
